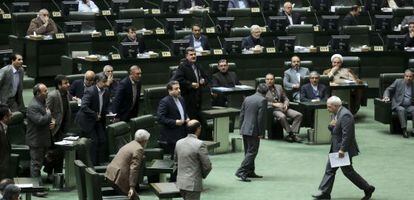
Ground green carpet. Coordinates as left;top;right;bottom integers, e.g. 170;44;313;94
24;98;414;200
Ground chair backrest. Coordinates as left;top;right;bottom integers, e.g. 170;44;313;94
230;27;250;37
341;26;371;47
379;73;404;97
75;137;94;167
169;65;179;79
284;60;313;70
113;70;128;81
286;24;315;47
84;167;102;200
74;160;87;200
209;62;237;74
227;8;252;27
106;121;132;155
174;29;192;39
143;87;168;115
409;59;414;69
66;74;85;83
12;12;37;37
118;9;145;29
129;114;159;148
7;111;26;145
342;56;361;76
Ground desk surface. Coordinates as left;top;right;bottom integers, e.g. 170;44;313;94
211;85;255;95
150;182;181;198
14;177;47;193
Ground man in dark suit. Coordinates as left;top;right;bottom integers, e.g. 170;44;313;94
300;71;329;102
44;75;71;181
235;83;267;182
69;70;95;100
184;24;210;52
175;120;212;200
279;1;301;26
172;47;208;121
75;74;110;165
241;25;264;51
342;5;360;26
211;59;241;106
265;73;303;143
105;129;149;200
405;21;414;47
0;54;24;112
26;83;53;197
228;0;250;8
157;81;189;158
0;104;12;180
121;27;146;58
97;65;118;113
383;69;414;138
312;96;375;200
180;0;206;9
113;65;142;122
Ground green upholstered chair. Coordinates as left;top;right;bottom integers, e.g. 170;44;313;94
174;29;192;39
107;121;132;156
8;154;20;178
341;26;371;48
11;12;37;37
74;160;88;200
229;27;250;37
226;8;252;27
84;167;128;200
284;60;313;71
118;9;145;29
7;111;26;145
374;73;406;134
286;24;315;47
129;115;160;149
209;62;237;74
143;87;168;115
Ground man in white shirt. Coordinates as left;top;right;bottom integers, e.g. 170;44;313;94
78;0;99;13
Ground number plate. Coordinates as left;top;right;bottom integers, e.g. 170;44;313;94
105;30;115;36
152;9;161;14
206;27;215;33
161;51;171;57
313;26;320;32
213;49;223;55
111;54;121;60
251;7;260;13
2;14;11;19
52;11;61;17
55;33;65;39
266;48;276;53
319;46;329;52
373;46;384;51
102;10;111;16
155;29;165;34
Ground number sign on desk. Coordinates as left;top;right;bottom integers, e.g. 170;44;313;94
319;46;329;52
260;27;267;32
313;26;320;32
373;46;384;52
251;7;260;13
52;11;61;17
206;27;215;33
105;30;115;36
161;51;171;57
55;33;65;39
213;49;223;55
2;14;11;19
266;47;276;53
111;54;121;60
152;9;161;14
102;10;111;16
155;29;165;35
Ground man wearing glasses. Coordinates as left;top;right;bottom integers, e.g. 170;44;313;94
27;9;58;36
300;71;329;102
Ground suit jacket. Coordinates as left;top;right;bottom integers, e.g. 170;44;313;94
300;83;329;102
283;67;310;90
211;71;241;106
105;140;143;194
329;106;359;157
265;84;290;110
405;33;414;47
383;79;414;110
279;11;301;25
180;0;205;9
69;79;87;99
26;97;52;147
239;92;266;136
0;65;24;110
184;34;210;50
75;86;110;132
112;77;141;121
323;67;360;84
228;0;251;8
157;95;188;143
46;89;72;136
241;35;264;50
26;17;58;36
121;36;146;58
174;134;212;192
342;13;358;26
0;122;10;178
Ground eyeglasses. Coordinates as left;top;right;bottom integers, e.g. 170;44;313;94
310;77;319;79
105;70;113;73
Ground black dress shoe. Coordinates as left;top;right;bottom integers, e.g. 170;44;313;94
312;192;331;199
247;173;263;178
236;174;251;182
33;191;48;198
361;186;375;200
403;131;409;138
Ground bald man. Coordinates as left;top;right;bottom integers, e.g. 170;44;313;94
69;70;95;100
27;9;58;36
279;1;301;25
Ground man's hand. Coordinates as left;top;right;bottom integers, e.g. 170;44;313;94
191;82;199;89
175;119;185;126
283;104;288;112
338;150;345;158
382;96;390;102
410;31;414;38
292;84;300;89
128;188;137;200
272;102;284;109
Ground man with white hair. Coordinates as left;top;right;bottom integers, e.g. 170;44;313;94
105;129;150;200
26;9;58;35
241;25;264;51
323;54;363;114
279;1;301;25
312;96;375;200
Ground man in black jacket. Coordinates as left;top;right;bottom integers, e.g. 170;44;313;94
184;24;210;52
241;25;264;51
0;104;12;180
211;59;241;106
405;21;414;47
342;5;360;26
279;1;301;26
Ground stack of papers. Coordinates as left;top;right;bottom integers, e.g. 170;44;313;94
328;152;351;168
55;140;74;146
63;136;79;141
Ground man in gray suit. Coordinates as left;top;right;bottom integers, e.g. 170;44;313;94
44;75;71;180
266;73;303;142
235;83;267;182
0;54;24;112
175;120;212;200
26;83;54;197
0;104;12;180
283;55;310;101
383;69;414;138
312;96;375;200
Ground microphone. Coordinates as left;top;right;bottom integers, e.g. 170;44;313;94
201;0;210;7
103;15;114;31
217;35;224;49
306;0;320;26
255;0;267;26
377;32;385;47
102;0;111;10
144;0;160;8
156;39;172;52
153;17;166;29
2;2;10;13
111;45;120;54
51;0;61;11
55;22;64;33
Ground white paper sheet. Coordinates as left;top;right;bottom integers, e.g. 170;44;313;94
329;152;351;168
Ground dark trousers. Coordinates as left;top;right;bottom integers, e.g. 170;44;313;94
29;146;48;177
318;157;370;194
83;121;107;165
236;135;260;176
159;142;177;182
394;105;414;129
44;129;65;174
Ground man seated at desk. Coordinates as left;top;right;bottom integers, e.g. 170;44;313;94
121;27;146;58
323;54;363;114
26;9;58;36
405;21;414;47
342;5;360;26
241;25;264;53
184;24;210;52
279;1;301;26
265;73;303;143
300;71;329;102
211;59;241;106
78;0;99;13
283;55;309;101
228;0;251;8
69;70;95;100
180;0;207;10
